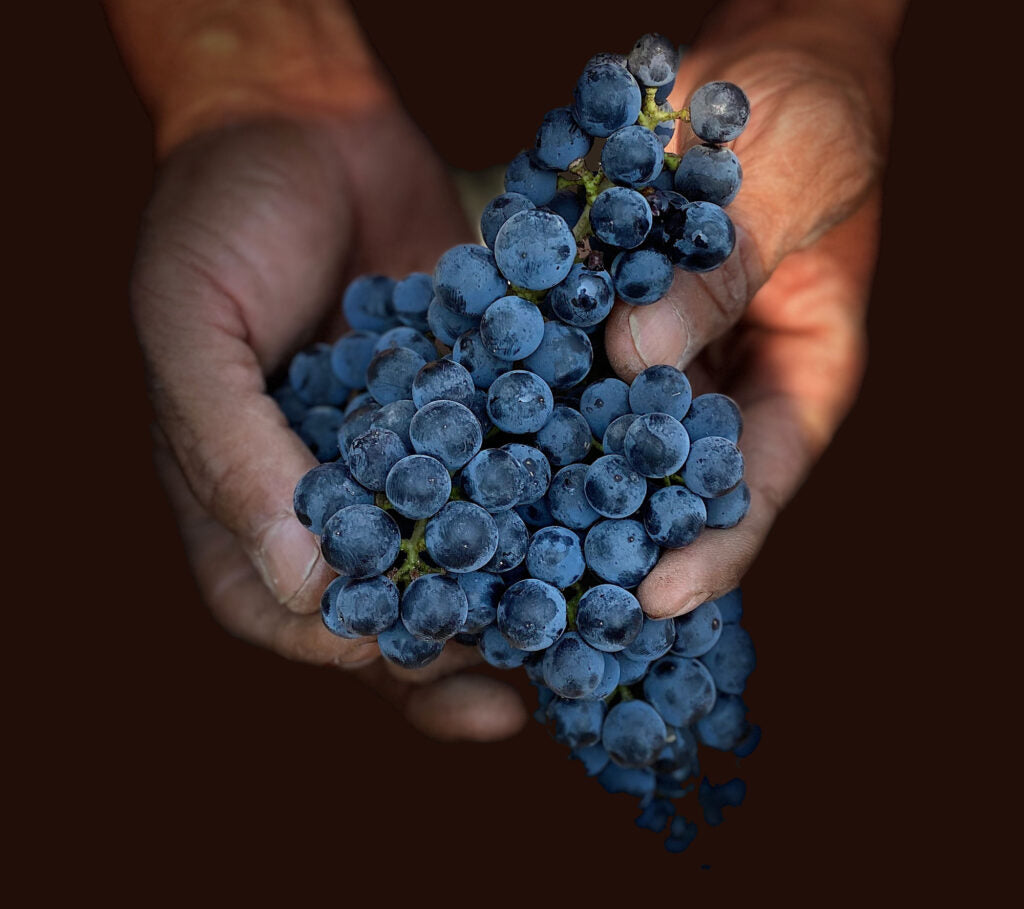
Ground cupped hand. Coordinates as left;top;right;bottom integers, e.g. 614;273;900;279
605;10;899;618
133;112;527;741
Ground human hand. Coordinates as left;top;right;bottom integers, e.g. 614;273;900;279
133;111;527;741
605;1;905;617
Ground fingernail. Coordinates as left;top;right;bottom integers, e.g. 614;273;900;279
674;591;711;618
629;303;687;367
254;517;320;605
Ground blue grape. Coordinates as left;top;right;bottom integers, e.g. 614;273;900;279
661;200;735;272
733;724;761;758
433;244;508;316
427;296;479;347
584;454;647;518
682;435;744;497
672;599;723;658
649;168;674;191
480;192;536;249
653;105;676;148
289;343;348;406
384;454;451;520
715;588;743;625
543;632;606;699
550;698;606;749
374;326;437;364
297;406;344;461
516;497;555;527
457;572;504;634
343;391;376;416
401;573;468;642
571;742;610;776
479;295;546;361
681;392;741;442
478;623;529;668
629;364;692;420
585;519;660;588
625;616;676;660
467;388;494;435
643;655;717;726
689;81;750;143
378;619;443;669
411;358;476;408
452;329;509;388
696;694;749;750
542;188;586;228
320;504;400;578
526;526;585;589
674;144;743;206
504;150;558;207
577;584;644;653
602;700;668;768
580;378;630;439
699;777;746;827
615;652;653;685
336;402;380;460
635;798;676;834
501;443;551;505
548;463;600;530
493;209;576;291
368;399;417;449
602;125;664;187
623;412;690;478
548;264;615;327
602;413;641;455
598;764;657;801
535;405;592;467
610;248;675;304
330;331;379;389
585;52;627;70
482;509;529;573
272;383;307;425
701;624;756;694
392;272;433;331
664;816;699;853
426;501;499;573
643;485;706;548
593;652;622;698
705;480;750;528
366;347;427;405
653;726;699;776
342;274;395;332
496;578;567;651
590;186;652;249
486;370;553;434
320;578;362;639
522;322;593;389
461;448;527;512
346;428;407;492
573;62;643;138
409;399;482;470
293;461;373;535
535;106;593;170
330;575;400;636
627;33;678;87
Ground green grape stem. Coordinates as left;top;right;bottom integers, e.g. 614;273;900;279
636;87;689;130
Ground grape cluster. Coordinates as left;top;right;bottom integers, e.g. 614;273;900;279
276;34;758;852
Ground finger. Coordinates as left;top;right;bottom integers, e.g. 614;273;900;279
133;124;356;612
403;675;528;742
637;195;875;618
607;42;883;380
156;442;375;666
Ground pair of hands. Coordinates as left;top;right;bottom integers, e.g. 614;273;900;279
132;7;896;741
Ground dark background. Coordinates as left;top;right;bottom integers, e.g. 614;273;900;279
15;0;985;897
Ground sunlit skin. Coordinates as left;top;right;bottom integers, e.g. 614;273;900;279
115;0;905;741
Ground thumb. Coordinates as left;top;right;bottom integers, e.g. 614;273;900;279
606;43;884;377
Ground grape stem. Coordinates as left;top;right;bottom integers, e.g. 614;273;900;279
636;87;689;130
389;519;442;586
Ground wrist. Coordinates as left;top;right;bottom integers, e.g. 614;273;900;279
104;0;393;158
